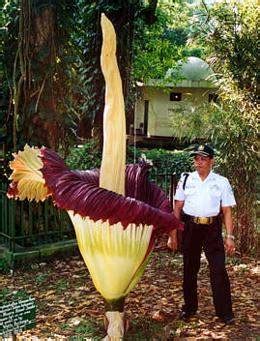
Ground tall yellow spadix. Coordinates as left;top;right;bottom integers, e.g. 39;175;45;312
99;14;126;196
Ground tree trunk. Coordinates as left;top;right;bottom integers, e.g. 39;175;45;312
10;0;76;152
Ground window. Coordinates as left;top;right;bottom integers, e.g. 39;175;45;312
170;92;182;101
208;93;218;103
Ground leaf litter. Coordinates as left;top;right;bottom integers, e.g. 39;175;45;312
0;241;258;340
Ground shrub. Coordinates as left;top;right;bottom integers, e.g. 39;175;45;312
139;148;193;179
66;142;193;180
65;140;102;170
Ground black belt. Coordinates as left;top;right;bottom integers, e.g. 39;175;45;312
184;214;218;225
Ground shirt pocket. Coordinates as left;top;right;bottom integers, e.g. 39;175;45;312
209;189;222;203
184;187;197;208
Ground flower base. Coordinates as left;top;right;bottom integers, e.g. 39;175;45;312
103;311;125;340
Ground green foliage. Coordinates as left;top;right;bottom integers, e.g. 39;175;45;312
136;148;193;179
133;1;205;81
0;288;30;304
192;0;258;94
35;273;49;285
55;278;69;294
0;288;11;303
74;319;101;339
211;86;257;255
124;316;165;340
66;142;192;180
0;258;10;274
66;140;102;170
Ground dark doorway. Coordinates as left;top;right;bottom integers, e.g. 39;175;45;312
144;100;149;135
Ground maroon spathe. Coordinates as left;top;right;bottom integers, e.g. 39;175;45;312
6;147;182;234
39;148;182;233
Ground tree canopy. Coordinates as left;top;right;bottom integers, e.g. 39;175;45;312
133;1;205;81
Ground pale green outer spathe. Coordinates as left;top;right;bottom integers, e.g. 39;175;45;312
69;211;153;301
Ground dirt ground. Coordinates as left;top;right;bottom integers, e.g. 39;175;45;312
0;245;258;340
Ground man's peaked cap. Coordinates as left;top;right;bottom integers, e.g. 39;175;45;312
190;144;214;158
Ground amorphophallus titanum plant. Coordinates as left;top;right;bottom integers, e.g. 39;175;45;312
7;14;182;339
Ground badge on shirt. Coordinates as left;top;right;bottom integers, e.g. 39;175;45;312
210;184;220;191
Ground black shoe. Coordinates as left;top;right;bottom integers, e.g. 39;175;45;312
179;310;196;321
219;316;235;325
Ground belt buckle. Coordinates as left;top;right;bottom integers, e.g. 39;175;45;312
199;217;208;224
194;217;212;225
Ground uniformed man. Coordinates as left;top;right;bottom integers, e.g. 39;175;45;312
168;144;236;324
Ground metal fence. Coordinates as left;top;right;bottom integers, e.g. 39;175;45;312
150;169;177;207
0;182;74;253
0;171;177;254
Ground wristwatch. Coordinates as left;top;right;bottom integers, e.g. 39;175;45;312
226;234;235;240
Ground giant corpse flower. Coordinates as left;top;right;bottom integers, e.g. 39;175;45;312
7;14;182;339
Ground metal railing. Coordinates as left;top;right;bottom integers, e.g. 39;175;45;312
150;169;177;207
0;172;177;254
0;182;74;253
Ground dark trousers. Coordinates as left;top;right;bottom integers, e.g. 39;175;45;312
182;216;234;318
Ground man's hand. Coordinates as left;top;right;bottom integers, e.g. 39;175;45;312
225;237;235;255
167;230;178;251
167;200;183;252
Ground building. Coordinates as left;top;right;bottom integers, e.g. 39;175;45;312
130;57;218;148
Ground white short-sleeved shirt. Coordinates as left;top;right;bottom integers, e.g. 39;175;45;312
175;171;236;217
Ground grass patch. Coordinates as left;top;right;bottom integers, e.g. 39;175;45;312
55;278;69;294
71;319;103;340
124;316;165;340
35;273;49;284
